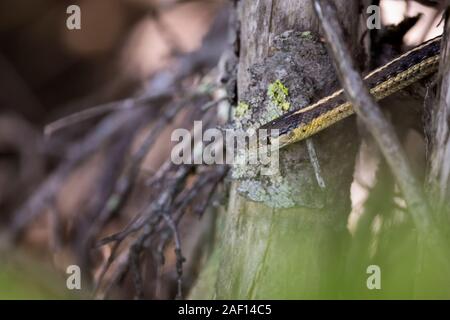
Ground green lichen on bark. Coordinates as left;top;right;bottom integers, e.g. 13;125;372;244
235;101;250;118
267;80;291;111
300;31;313;39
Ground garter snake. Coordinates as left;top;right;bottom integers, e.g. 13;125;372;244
259;35;442;149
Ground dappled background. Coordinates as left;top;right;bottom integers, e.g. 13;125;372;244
0;0;447;299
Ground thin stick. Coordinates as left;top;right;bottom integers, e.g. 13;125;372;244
313;0;447;255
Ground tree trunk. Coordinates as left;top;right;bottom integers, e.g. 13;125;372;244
191;0;366;299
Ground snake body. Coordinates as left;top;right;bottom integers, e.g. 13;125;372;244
259;35;442;149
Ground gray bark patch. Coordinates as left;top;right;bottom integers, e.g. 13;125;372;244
232;30;339;208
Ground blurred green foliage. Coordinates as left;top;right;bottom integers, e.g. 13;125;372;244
0;253;80;300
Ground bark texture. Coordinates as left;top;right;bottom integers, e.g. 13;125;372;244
202;0;366;299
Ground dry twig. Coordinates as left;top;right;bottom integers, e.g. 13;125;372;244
313;0;447;255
